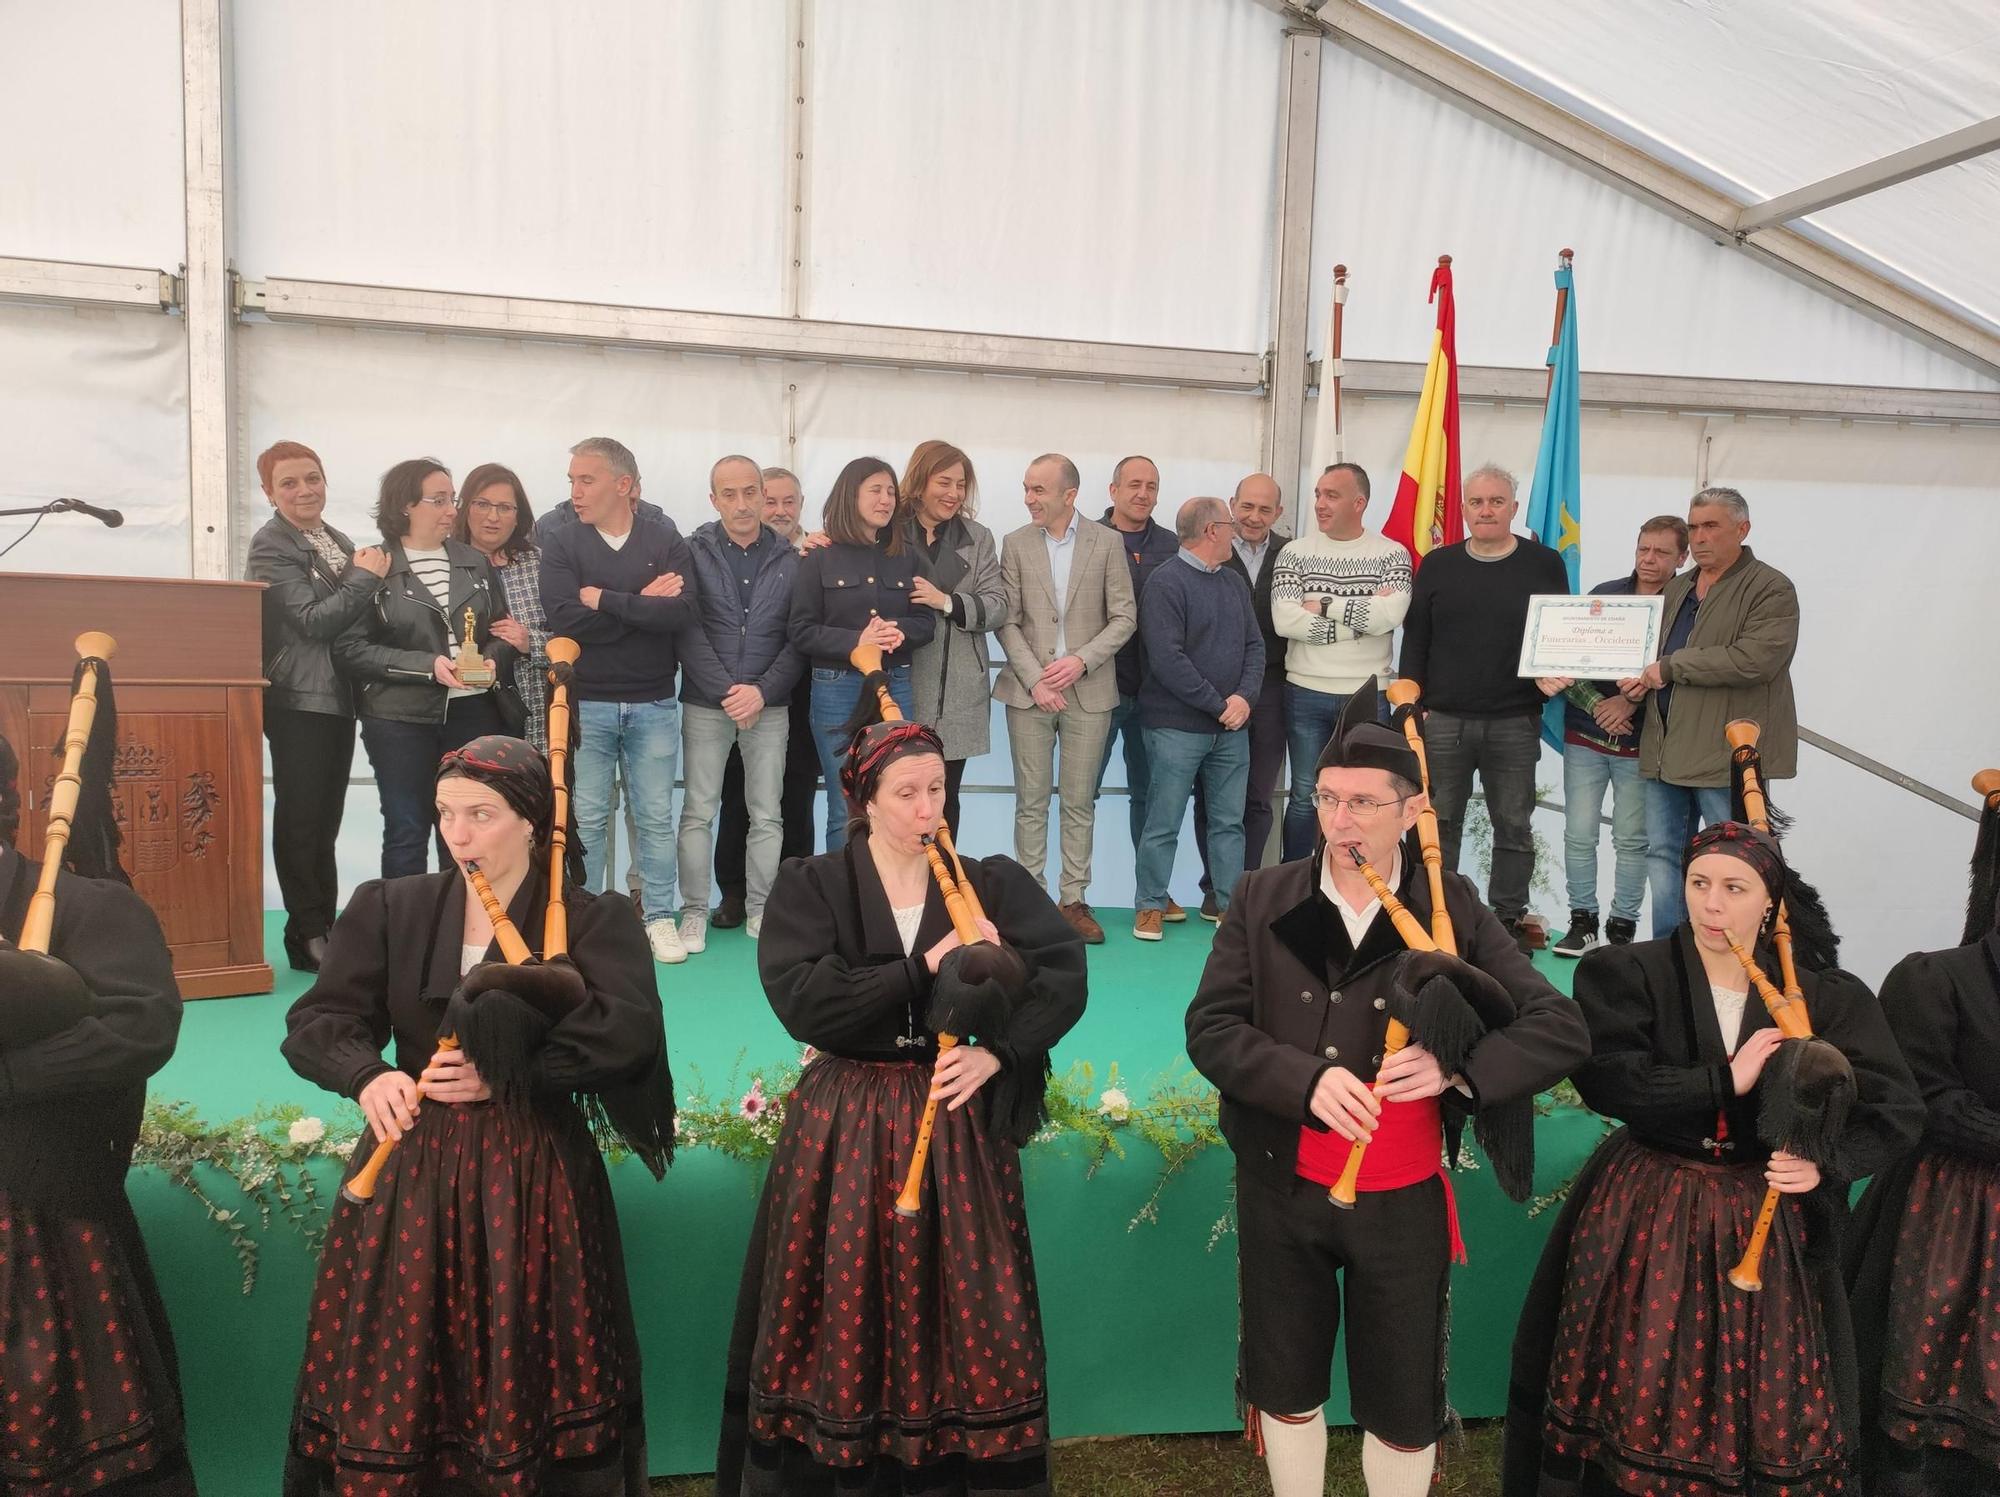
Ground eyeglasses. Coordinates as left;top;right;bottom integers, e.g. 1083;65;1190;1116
413;493;459;509
1308;791;1410;819
467;500;517;518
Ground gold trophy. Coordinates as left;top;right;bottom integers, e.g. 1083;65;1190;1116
453;606;496;687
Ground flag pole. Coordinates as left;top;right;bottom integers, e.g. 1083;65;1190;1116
1330;264;1348;460
1544;247;1573;400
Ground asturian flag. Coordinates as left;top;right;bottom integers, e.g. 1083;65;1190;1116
1381;256;1463;568
1525;254;1582;748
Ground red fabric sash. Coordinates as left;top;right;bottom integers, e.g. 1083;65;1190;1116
1295;1095;1467;1262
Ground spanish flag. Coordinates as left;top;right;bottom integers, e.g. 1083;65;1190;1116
1382;256;1462;567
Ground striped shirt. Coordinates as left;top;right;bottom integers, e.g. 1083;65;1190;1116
405;547;477;699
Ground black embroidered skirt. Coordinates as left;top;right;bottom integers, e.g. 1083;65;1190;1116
1876;1151;2000;1466
1534;1132;1848;1496
716;1056;1051;1497
285;1100;647;1496
0;1190;194;1497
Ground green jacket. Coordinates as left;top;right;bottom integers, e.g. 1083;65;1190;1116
1638;546;1798;786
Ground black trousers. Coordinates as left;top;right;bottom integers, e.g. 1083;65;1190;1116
265;706;356;947
715;683;820;899
1236;1168;1450;1448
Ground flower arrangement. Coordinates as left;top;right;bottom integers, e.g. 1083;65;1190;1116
136;1050;1598;1292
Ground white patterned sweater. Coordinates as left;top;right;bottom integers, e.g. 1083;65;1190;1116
1268;527;1415;694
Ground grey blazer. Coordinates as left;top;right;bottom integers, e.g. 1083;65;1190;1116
909;515;1004;759
994;516;1136;714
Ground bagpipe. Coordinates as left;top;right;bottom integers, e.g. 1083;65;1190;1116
1720;717;1854;1293
1324;678;1535;1208
0;631;125;1050
848;640;1028;1215
341;638;620;1204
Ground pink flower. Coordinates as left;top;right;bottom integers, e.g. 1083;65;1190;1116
739;1079;768;1121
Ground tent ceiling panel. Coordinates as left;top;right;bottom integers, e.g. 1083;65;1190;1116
0;2;185;267
1367;0;2000;335
1309;46;2000;393
805;0;1285;350
231;2;790;314
1810;157;2000;330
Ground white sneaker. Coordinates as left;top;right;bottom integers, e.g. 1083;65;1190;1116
746;914;762;940
678;911;708;955
647;920;688;965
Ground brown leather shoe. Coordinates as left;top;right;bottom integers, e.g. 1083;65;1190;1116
1163;897;1188;923
1059;902;1105;944
1133;909;1165;941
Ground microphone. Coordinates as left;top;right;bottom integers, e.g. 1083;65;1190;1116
51;498;125;529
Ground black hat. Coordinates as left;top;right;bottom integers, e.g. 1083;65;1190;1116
1312;677;1420;785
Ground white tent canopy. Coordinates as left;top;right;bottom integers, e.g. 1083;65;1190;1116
2;0;1996;982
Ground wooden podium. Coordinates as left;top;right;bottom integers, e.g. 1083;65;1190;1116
0;573;274;998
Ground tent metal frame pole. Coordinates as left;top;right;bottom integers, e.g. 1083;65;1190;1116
1261;28;1324;526
181;0;234;581
1323;358;2000;426
1733;115;2000;234
0;258;178;310
1249;0;2000;380
237;277;1270;391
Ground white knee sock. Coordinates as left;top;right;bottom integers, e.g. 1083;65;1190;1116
1258;1408;1327;1497
1360;1432;1436;1497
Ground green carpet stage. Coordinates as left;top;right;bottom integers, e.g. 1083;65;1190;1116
136;911;1602;1494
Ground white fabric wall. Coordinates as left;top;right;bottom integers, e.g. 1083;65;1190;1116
0;2;186;267
806;0;1284;347
0;302;191;577
231;2;792;313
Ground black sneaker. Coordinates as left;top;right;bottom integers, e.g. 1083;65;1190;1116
1553;911;1600;959
1604;916;1638;946
712;892;747;929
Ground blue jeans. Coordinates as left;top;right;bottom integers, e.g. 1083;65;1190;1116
1281;683;1355;861
359;694;503;879
1135;725;1249;913
574;697;681;924
1095;693;1150;848
1645;779;1733;937
1562;744;1646;922
809;665;914;851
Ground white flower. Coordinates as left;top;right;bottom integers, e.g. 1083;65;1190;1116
288;1116;327;1146
1097;1087;1131;1123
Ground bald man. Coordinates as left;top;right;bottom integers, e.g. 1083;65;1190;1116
1192;474;1291;919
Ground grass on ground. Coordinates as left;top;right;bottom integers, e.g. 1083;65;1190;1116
652;1420;1504;1495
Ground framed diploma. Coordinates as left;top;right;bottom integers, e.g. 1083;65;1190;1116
1516;593;1666;678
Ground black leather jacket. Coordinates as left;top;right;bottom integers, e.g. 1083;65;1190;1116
246;512;378;716
334;539;524;729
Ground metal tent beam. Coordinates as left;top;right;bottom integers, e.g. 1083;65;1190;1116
1261;29;1324;523
0;257;178;311
181;0;234;581
1324;358;2000;425
1251;0;2000;380
238;277;1269;391
1733;115;2000;234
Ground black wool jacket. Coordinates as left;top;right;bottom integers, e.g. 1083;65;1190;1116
1186;846;1589;1186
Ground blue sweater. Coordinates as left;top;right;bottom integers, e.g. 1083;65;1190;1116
1135;552;1265;733
538;510;696;702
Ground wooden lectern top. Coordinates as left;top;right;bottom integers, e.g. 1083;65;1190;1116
0;572;266;686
